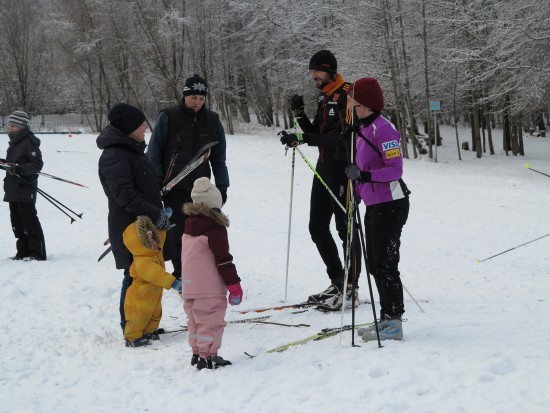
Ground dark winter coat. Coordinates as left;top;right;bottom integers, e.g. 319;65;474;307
297;73;350;162
97;125;164;269
3;129;43;203
146;104;229;197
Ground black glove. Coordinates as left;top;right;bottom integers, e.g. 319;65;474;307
343;124;360;139
6;163;18;175
290;95;305;117
279;130;304;147
345;164;372;182
219;188;227;205
156;208;173;231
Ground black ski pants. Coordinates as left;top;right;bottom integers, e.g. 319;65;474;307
9;201;46;260
309;160;361;287
364;197;409;319
162;190;192;280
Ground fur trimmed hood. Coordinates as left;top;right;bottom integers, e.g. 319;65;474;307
183;203;229;227
134;215;161;249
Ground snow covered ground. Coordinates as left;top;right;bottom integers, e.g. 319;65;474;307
1;125;549;413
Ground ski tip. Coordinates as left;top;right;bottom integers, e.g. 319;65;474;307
524;163;530;168
244;352;256;359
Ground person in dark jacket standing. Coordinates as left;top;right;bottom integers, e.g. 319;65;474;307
97;103;173;332
345;78;410;342
147;74;229;281
280;50;360;311
2;111;46;261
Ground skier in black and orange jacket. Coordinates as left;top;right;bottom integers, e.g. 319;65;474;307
280;50;361;311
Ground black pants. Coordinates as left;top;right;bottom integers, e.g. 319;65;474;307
9;201;46;260
119;268;132;331
163;191;192;279
364;197;409;319
309;160;361;287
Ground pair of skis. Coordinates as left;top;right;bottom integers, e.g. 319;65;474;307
97;141;218;262
244;322;374;358
235;298;372;315
157;315;311;335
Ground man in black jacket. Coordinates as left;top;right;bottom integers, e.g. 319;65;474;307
2;110;46;261
147;74;229;280
280;50;361;311
97;103;172;332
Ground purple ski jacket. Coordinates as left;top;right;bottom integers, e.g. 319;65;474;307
355;115;407;206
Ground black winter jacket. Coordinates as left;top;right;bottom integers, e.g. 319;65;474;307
3;129;43;203
97;125;164;269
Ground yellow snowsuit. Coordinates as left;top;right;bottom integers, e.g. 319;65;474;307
123;216;176;341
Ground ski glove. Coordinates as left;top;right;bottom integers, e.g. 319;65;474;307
156;207;173;231
345;164;372;183
279;130;305;148
171;278;182;294
227;283;243;306
290;94;305;117
5;163;18;175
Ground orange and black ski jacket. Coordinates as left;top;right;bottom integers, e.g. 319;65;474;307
297;74;350;162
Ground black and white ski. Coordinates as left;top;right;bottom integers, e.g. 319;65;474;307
160;141;218;196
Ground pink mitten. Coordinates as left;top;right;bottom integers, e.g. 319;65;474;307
227;283;243;306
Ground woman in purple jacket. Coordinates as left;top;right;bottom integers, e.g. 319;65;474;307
344;78;410;342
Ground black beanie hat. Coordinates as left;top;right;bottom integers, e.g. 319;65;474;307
308;50;337;74
108;103;146;135
183;74;208;97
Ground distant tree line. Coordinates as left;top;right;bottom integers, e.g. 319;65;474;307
1;0;549;158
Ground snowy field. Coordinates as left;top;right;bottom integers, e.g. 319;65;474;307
1;125;549;413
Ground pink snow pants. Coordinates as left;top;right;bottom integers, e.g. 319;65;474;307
183;296;227;358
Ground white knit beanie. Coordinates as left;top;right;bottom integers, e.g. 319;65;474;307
191;177;222;209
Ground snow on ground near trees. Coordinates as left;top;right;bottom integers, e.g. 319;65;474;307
1;126;549;413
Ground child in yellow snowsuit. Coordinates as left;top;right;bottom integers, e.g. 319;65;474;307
122;215;181;347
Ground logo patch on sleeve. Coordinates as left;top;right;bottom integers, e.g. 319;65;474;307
385;149;401;159
382;140;399;151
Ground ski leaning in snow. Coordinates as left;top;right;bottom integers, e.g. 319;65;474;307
160;141;218;196
244;322;374;358
97;141;218;262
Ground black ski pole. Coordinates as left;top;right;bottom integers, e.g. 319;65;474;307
524;163;550;178
35;187;83;219
353;197;383;348
477;233;550;263
98;245;112;262
1;166;81;223
0;161;88;187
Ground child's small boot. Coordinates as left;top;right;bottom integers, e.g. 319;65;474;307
125;336;151;347
212;355;232;368
191;354;200;366
196;356;214;370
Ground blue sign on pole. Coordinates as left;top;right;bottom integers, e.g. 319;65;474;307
429;100;441;111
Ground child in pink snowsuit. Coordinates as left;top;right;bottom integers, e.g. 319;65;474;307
181;177;243;370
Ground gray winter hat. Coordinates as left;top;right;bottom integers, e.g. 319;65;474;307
8;110;30;128
191;177;222;209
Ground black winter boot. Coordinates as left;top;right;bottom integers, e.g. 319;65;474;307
191;354;200;366
196;356;214;370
